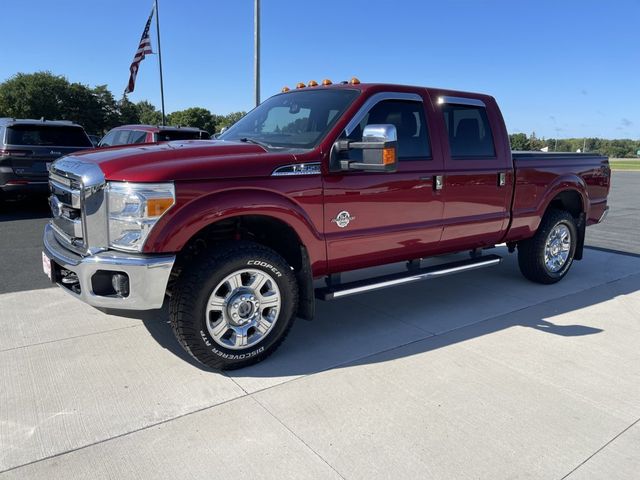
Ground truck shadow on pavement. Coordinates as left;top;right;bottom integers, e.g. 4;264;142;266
0;196;51;221
108;257;639;378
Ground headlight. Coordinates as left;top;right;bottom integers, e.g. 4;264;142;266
107;182;175;252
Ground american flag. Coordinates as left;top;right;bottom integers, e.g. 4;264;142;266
124;6;155;94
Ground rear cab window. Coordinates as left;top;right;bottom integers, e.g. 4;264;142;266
6;125;92;147
441;103;495;158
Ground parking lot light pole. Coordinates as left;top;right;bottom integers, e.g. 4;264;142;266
254;0;260;107
155;0;166;125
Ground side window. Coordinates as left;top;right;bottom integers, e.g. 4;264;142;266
128;130;148;144
112;130;132;146
98;131;117;147
347;100;430;160
442;104;495;158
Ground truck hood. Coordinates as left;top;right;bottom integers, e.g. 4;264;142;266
68;140;299;182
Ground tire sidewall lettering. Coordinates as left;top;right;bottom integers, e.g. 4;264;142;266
247;260;282;277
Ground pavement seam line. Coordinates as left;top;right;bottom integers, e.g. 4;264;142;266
248;395;348;480
0;392;250;475
0;324;145;354
559;417;640;480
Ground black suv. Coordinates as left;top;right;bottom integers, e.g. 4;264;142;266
0;118;93;199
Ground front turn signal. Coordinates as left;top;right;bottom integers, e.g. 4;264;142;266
147;197;175;217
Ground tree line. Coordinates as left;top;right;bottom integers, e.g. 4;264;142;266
0;72;245;135
509;133;639;158
1;72;637;158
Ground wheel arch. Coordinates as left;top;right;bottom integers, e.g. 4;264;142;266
536;180;588;261
153;190;320;320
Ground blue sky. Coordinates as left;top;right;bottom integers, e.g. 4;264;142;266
1;0;638;139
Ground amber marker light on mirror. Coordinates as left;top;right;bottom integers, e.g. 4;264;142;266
296;82;306;88
382;147;396;165
322;79;332;85
308;80;318;87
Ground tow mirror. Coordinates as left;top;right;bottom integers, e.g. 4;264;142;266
331;124;398;173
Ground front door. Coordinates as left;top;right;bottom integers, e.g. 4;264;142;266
324;93;445;273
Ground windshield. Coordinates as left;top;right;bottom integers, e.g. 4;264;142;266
7;125;92;147
219;88;359;149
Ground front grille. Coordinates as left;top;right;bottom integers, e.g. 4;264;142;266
50;172;85;253
48;158;107;255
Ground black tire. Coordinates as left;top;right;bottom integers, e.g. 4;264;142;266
517;209;578;284
170;241;298;370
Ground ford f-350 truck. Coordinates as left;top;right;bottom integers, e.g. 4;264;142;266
42;80;610;369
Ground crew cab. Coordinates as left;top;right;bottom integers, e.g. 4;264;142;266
98;124;210;147
42;80;610;370
0;118;93;200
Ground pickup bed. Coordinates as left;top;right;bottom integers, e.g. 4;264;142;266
43;81;610;369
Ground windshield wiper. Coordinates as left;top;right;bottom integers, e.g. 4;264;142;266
239;137;272;149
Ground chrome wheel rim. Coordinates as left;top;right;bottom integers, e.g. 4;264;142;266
206;268;281;350
544;223;571;273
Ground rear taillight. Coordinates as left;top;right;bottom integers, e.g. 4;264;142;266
0;149;31;157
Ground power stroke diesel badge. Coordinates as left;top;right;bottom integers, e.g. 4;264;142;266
331;210;356;228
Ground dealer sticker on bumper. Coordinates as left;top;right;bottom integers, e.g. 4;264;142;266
42;251;52;280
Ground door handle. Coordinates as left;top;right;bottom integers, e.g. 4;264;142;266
419;175;443;190
498;172;506;187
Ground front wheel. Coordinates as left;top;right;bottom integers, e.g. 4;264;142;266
517;209;578;284
170;241;299;370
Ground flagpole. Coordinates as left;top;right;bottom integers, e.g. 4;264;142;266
155;0;166;125
254;0;260;107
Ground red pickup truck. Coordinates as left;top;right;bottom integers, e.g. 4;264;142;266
43;80;610;369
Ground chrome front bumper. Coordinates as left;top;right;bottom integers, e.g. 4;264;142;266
43;223;175;310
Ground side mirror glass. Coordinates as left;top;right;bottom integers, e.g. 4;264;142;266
331;124;398;173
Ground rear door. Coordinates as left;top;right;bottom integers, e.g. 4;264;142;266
435;96;512;250
324;91;445;272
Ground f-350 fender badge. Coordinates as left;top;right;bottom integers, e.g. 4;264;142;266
331;210;355;228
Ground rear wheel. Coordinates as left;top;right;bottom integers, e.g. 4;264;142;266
170;241;298;370
517;209;578;284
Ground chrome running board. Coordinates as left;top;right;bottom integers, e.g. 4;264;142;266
315;254;502;301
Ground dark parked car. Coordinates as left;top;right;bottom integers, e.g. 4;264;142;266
0;118;93;199
98;125;210;147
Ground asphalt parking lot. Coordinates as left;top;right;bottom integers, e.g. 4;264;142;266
0;172;639;479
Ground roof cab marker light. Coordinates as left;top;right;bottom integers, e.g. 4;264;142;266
296;82;306;89
281;86;290;93
308;80;318;87
349;77;361;85
322;79;332;85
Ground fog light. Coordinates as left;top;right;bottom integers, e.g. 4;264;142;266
112;273;130;297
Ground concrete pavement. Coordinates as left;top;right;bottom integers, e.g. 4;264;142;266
1;247;639;479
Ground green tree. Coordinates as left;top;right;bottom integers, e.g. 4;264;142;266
168;107;216;133
63;82;104;134
118;95;140;125
136;100;162;125
92;85;120;132
215;111;246;132
509;133;530;151
0;71;72;120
